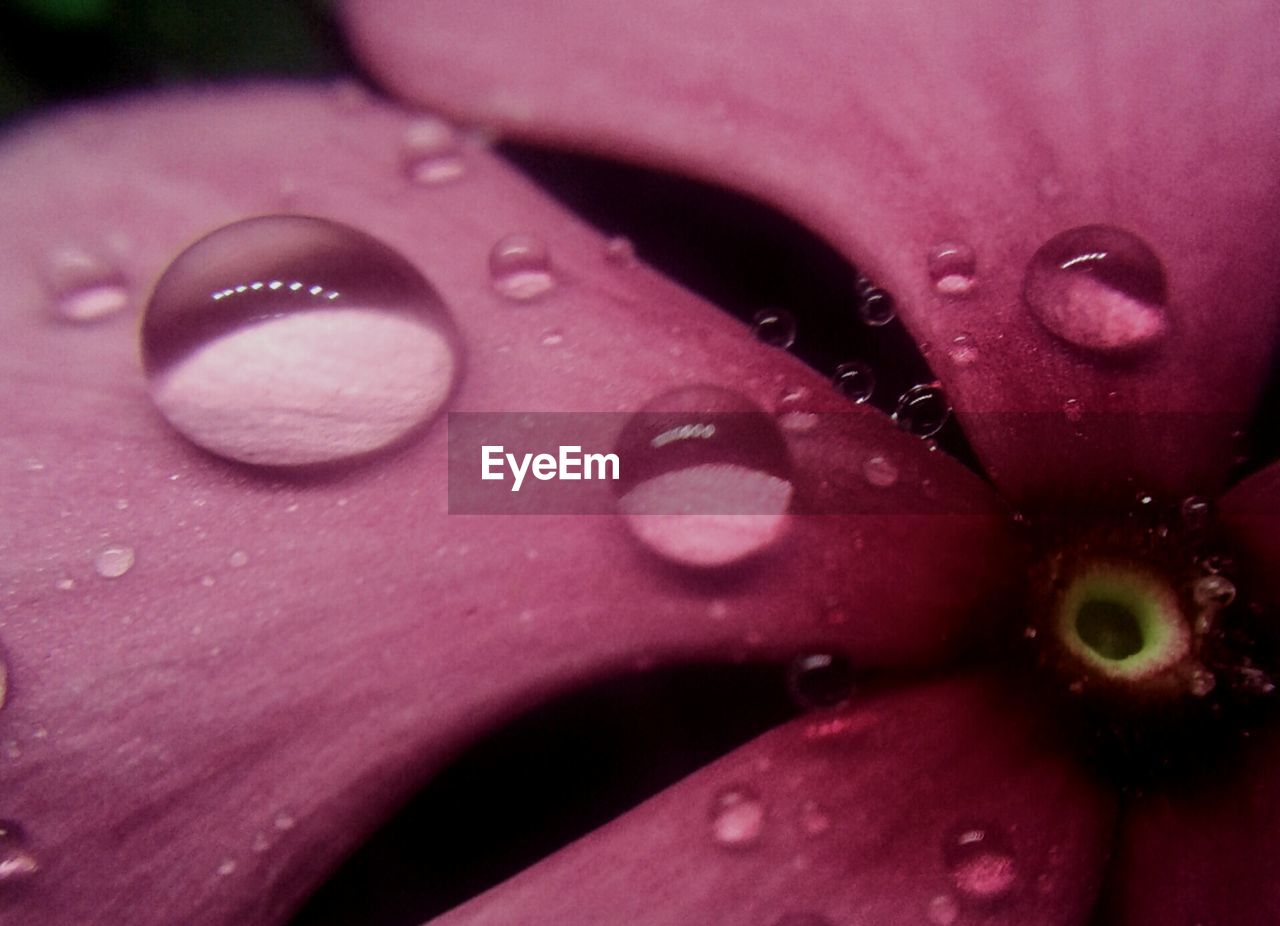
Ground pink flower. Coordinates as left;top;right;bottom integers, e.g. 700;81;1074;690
2;1;1279;924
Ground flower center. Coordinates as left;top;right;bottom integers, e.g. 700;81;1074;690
1057;565;1188;678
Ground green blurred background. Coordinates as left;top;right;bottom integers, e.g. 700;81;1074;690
0;0;348;123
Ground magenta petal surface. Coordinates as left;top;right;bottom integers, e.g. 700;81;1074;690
0;87;1016;924
346;0;1280;504
427;676;1116;926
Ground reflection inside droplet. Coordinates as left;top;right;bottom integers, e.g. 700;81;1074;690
400;116;466;185
141;215;461;467
489;233;557;301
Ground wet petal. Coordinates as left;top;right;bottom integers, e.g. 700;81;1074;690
425;676;1116;926
1103;725;1280;923
0;87;1015;923
345;0;1280;504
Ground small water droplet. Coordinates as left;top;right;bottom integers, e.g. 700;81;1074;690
216;858;237;877
540;328;564;347
709;786;765;848
786;652;855;710
926;893;960;925
1193;574;1236;609
857;287;896;327
1023;225;1168;355
943;823;1018;902
0;821;38;883
893;384;951;438
833;361;874;403
615;387;793;568
797;799;832;836
228;550;249;569
1062;398;1084;424
489;233;556;301
928;242;977;296
1188;666;1217;697
603;236;636;265
1197;552;1235;576
1135;491;1155;507
400;116;466;185
142;216;460;467
273;812;296;831
42;245;129;322
862;454;899;488
21;458;44;473
947;333;979;366
94;545;135;579
1180;496;1213;532
752;308;797;349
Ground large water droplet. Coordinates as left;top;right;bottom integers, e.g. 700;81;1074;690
1023;225;1169;355
489;233;556;301
709;786;765;848
893;384;951;438
0;821;38;883
927;242;977;296
787;652;855;710
42;245;129;322
752;308;797;349
141;216;461;467
857;287;896;327
833;361;874;403
400;116;466;185
943;823;1018;902
94;545;135;579
615;387;793;568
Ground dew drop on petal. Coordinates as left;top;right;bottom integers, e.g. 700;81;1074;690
797;800;832;836
1197;552;1235;576
1193;574;1236;609
141;216;461;467
603;236;636;266
228;550;249;569
862;454;899;488
709;786;765;848
540;328;564;347
926;893;960;925
857;287;896;327
786;652;855;710
1188;666;1217;697
0;821;38;883
489;233;556;301
42;245;129;322
94;545;135;579
893;384;951;438
1022;225;1168;356
400;116;466;185
943;823;1018;902
1179;496;1213;533
615;387;793;568
1062;398;1084;424
833;361;874;403
946;333;978;366
927;242;977;296
752;308;797;349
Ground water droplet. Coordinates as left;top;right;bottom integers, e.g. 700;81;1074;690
603;236;636;265
947;333;979;366
228;550;249;569
862;453;898;488
141;216;461;467
797;799;832;836
927;242;977;296
1022;225;1169;355
94;545;135;579
540;328;564;347
216;858;237;877
489;233;556;301
709;786;765;848
893;384;951;438
786;652;855;710
1193;574;1236;609
615;387;793;568
1179;496;1213;532
42;245;129;322
273;812;296;831
943;823;1018;902
21;458;45;472
752;308;797;349
1188;666;1217;697
926;893;960;925
1062;398;1084;424
857;287;896;327
0;821;38;883
400;116;466;185
833;361;874;403
1197;552;1235;576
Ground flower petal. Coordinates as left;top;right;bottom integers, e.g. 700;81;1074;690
0;87;1016;924
345;0;1280;504
424;675;1116;926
